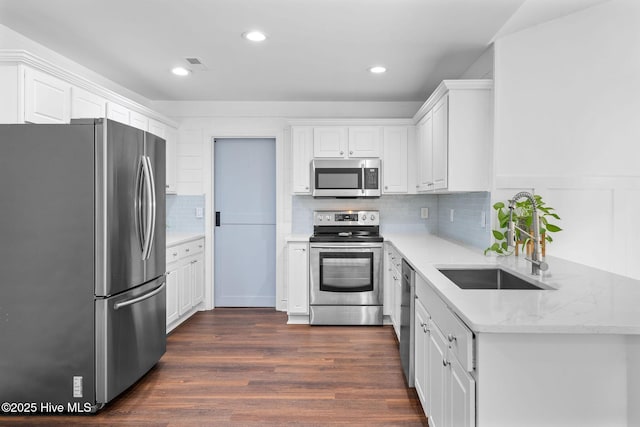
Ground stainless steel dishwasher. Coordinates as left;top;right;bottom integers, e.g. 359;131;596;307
400;259;415;387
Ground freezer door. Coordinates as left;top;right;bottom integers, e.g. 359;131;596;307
143;131;166;282
95;277;166;404
96;120;146;296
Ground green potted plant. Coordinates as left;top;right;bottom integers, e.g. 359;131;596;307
485;194;562;256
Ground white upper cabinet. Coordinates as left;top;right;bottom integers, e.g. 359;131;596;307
415;80;492;193
313;127;347;158
291;127;314;194
417;111;434;191
292;124;412;195
432;95;448;190
106;101;130;125
24;67;71;124
129;111;150;130
129;110;149;131
348;126;381;157
313;126;381;158
70;86;106;119
164;125;178;194
382;127;408;193
148;117;166;139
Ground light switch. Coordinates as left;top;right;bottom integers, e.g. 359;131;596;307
481;211;486;228
421;208;429;219
450;209;455;222
195;207;204;218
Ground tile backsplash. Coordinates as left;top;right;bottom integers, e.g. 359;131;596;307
292;195;439;235
436;192;491;249
166;194;205;233
167;192;491;249
292;192;491;249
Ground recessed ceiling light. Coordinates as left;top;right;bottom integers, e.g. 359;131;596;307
171;67;190;76
243;31;267;42
369;66;387;74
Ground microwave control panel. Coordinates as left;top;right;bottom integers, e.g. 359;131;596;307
364;168;379;189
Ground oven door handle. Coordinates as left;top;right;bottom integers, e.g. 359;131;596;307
310;244;384;249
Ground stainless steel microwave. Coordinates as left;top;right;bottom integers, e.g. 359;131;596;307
311;159;381;198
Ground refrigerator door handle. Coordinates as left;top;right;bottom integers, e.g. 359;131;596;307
141;156;154;260
135;157;146;255
114;281;166;310
144;155;157;261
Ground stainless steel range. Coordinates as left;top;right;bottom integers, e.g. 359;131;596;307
309;210;383;325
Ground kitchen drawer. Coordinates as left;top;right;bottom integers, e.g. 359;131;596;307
185;239;204;256
166;243;185;264
416;274;474;371
166;238;204;264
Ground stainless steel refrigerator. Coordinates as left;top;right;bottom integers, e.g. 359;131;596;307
0;118;166;412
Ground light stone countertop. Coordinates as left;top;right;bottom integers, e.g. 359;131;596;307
386;232;640;335
166;232;205;247
285;234;311;242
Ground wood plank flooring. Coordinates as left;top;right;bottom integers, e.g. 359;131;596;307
2;308;428;426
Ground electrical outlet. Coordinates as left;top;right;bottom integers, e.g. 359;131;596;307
421;207;429;219
195;207;204;218
481;211;486;228
450;209;455;222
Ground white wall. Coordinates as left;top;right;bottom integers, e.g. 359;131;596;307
493;0;640;279
165;111;418;313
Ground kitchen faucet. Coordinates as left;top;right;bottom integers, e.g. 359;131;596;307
507;191;549;275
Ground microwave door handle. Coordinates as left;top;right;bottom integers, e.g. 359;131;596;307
361;163;365;194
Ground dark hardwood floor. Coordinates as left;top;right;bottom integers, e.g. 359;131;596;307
2;308;428;426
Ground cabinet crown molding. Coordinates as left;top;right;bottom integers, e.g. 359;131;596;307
288;118;414;127
412;79;493;124
0;49;178;128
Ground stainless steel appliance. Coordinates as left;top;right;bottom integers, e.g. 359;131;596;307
312;159;381;198
309;210;383;325
400;259;416;387
0;119;166;412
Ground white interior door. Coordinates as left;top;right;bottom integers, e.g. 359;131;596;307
214;138;276;307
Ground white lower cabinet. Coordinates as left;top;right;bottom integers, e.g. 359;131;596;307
415;274;475;427
165;266;180;325
384;243;402;339
286;241;309;320
166;237;205;333
414;297;429;409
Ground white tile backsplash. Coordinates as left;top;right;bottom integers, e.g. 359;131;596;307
292;192;491;249
166;194;205;233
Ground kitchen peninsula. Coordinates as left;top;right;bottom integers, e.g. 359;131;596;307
385;232;640;427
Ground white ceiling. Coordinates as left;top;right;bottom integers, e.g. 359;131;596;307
0;0;609;102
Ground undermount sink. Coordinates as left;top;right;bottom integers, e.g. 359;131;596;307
438;268;546;290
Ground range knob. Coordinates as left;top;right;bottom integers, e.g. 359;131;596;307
370;214;376;221
325;215;331;221
318;215;323;222
361;214;367;221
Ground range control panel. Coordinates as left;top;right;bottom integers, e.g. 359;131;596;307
313;210;379;226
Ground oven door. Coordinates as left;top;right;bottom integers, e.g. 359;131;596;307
309;242;383;306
